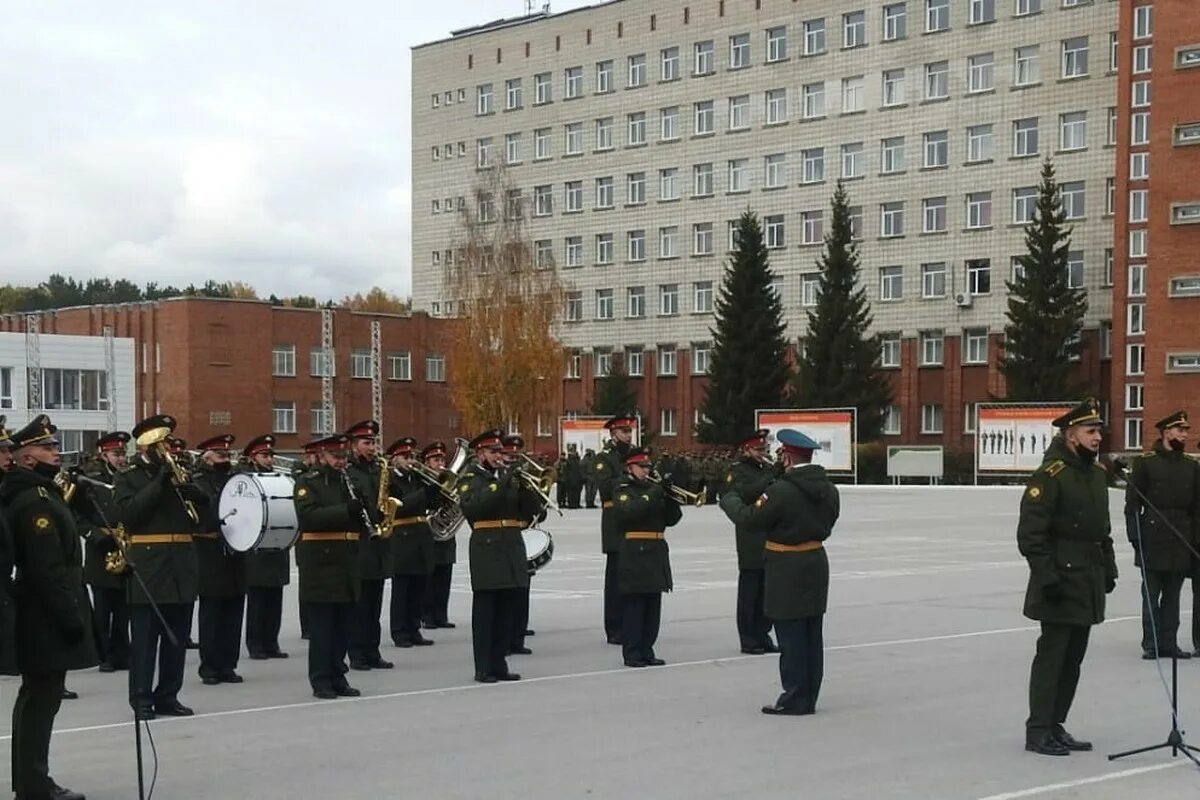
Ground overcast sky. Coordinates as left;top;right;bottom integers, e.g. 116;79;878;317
0;1;590;300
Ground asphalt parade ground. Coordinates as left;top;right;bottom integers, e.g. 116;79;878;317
3;486;1200;799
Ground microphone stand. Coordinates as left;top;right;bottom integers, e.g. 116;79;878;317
1107;460;1200;767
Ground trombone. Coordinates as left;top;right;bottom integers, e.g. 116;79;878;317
647;470;707;507
405;460;461;505
513;453;562;517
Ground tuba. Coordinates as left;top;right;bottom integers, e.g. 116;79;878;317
428;438;470;542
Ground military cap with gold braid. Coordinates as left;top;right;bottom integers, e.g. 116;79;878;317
469;429;505;451
1155;410;1190;432
243;434;275;458
1051;398;1103;429
196;434;236;453
97;431;131;452
420;440;446;460
11;413;59;448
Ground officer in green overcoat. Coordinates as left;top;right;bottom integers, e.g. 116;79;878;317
1018;399;1117;756
420;442;458;629
721;429;838;716
1;414;96;800
243;434;293;659
385;437;436;648
612;447;681;668
344;420;393;671
726;430;779;655
581;448;597;509
294;434;363;699
562;445;583;509
592;416;635;644
1125;410;1198;659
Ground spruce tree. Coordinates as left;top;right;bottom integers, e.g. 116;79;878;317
792;181;892;441
591;353;638;417
1002;159;1088;400
696;210;791;444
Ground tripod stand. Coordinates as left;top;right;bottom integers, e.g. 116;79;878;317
1107;466;1200;767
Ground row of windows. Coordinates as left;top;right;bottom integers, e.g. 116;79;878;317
0;367;109;412
567;344;713;379
270;346;445;382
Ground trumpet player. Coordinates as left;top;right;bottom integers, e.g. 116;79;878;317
115;414;206;720
502;435;541;656
344;420;393;671
727;430;779;656
420;441;458;630
386;437;437;648
79;431;132;673
242;435;292;660
592;415;636;645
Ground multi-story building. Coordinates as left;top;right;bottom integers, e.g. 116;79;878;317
1110;0;1200;451
0;299;458;452
412;0;1122;450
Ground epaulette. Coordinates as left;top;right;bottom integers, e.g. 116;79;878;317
1043;460;1065;477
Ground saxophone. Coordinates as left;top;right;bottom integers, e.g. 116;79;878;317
104;523;131;575
375;456;401;539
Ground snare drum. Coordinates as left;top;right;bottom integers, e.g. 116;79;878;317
219;472;299;552
522;528;554;574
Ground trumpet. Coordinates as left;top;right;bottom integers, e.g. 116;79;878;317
513;453;562;517
134;425;200;525
647;470;707;507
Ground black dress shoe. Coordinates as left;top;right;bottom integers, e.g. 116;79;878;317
334;685;361;697
98;662;116;673
413;636;434;646
201;676;222;686
509;646;533;655
349;661;373;671
153;702;195;717
1165;647;1192;659
524;629;535;637
475;673;498;683
1052;727;1093;751
761;642;780;653
421;620;438;630
495;673;521;681
61;688;79;700
369;659;394;669
185;639;199;650
624;659;649;668
393;639;414;648
607;636;623;645
313;689;338;700
741;646;766;655
1142;649;1156;660
761;704;812;716
248;652;270;661
1025;734;1070;756
220;672;244;684
436;621;456;629
49;783;86;800
266;650;289;659
133;707;156;721
646;658;666;666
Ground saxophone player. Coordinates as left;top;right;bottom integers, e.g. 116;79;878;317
79;431;131;673
344;420;393;671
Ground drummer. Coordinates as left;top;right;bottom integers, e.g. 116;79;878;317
242;434;294;660
501;435;544;657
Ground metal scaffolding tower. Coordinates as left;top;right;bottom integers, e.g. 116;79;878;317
25;315;41;414
320;307;335;434
370;319;383;443
103;325;118;432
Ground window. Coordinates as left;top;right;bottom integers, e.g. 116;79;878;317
534;240;553;270
272;345;296;377
534;185;553;217
1169;276;1200;298
534;128;551;160
1168;354;1200;373
923;130;948;168
694;222;715;254
729;95;750;129
627;172;646;205
1126;383;1145;412
626;348;644;376
967;124;994;162
767;26;788;61
1125;418;1143;450
692;343;711;374
849;206;864;239
842;75;865;112
659;226;679;258
920;330;944;365
802;273;822;307
1013;187;1037;223
694;40;715;75
565;292;584;322
1016;0;1041;15
1062;37;1089;79
803;18;826;55
1060;112;1087;151
1127;343;1145;376
1013;117;1039;157
844;11;866;48
1129;263;1146;297
1132;81;1151;109
659;284;679;315
596;117;614;150
565;66;583;98
1127;302;1144;336
565;123;582;155
476;137;493;168
693;163;714;196
351;349;373;379
801;148;825;183
388;352;412;381
883;3;907;41
1133;5;1153;39
925;0;950;32
730;33;750;69
880;333;902;367
842;143;865;178
596;289;614;320
802;83;825;118
476;83;494;115
882;68;906;105
694;101;715;135
967;53;994;93
766;89;788;124
921;262;946;297
309;347;334;377
1107;108;1118;146
726;159;748;193
505;78;522;110
627;113;647;146
802;210;824;244
595;177;614;209
535;72;552;104
0;367;11;409
923;197;947;233
660;408;677;436
881;136;906;173
1110;32;1119;73
272;402;296;434
565;236;583;267
628;54;646;87
661;47;680;81
628;230;646;261
38;369;109;411
967;259;991;295
1129;229;1147;258
921;404;944;434
963;329;988;364
883;405;902;435
764;215;786;249
565;351;582;379
1100;321;1112;359
505;133;521;165
596;60;613;93
764;153;787;188
627;286;646;318
310;403;335;435
1131;112;1150;146
925;60;949;99
1134;44;1152;74
966;192;992;229
1176;123;1200;146
658;346;678;375
694;281;714;313
660;168;679;200
1014;45;1040;86
880;266;904;300
1061;181;1085;219
425;354;446;383
660;106;679;141
969;0;994;24
881;201;905;237
565;181;583;212
1172;204;1200;225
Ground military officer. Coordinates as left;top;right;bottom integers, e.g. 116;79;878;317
1017;399;1117;756
457;430;535;683
720;430;838;716
612;447;681;668
581;449;597;509
561;445;583;509
592;415;635;644
385;437;436;648
344;420;393;671
294;434;363;699
421;441;458;630
192;434;247;685
115;414;205;720
243;434;292;660
726;430;779;655
0;417;18;681
1125;410;1198;659
502;434;541;656
2;414;96;800
78;431;131;672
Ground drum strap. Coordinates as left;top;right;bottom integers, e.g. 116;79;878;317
130;534;193;544
300;532;360;542
193;532;221;540
764;540;823;553
625;531;665;540
472;519;525;530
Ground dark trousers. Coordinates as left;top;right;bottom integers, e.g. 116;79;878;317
567;485;582;509
91;584;130;668
11;670;65;798
774;616;824;712
736;569;773;649
585;483;597;508
390;574;428;643
1026;622;1091;735
604;552;622;639
1193;566;1200;652
129;601;192;711
304;601;354;692
349;578;384;664
198;594;245;678
422;563;453;625
622;592;662;663
511;583;531;650
472;588;518;678
1140;569;1185;652
246;586;284;655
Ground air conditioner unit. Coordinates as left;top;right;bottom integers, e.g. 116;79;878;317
955;292;973;308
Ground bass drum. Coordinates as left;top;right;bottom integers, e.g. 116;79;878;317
522;527;554;574
219;472;299;552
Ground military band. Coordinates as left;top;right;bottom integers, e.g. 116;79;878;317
386;437;437;648
244;434;292;660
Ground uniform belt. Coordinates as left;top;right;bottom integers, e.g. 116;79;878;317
392;516;428;526
129;534;193;545
602;501;614;509
625;531;665;540
192;532;221;540
472;519;525;530
300;532;360;542
765;540;823;553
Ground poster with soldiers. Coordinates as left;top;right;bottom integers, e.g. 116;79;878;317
974;403;1075;474
755;408;856;476
560;416;641;455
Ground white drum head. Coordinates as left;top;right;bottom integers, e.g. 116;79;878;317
523;529;552;560
220;474;269;552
